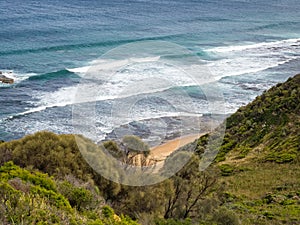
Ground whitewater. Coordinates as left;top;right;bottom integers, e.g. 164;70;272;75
0;0;299;143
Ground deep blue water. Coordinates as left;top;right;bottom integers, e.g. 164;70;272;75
0;0;299;143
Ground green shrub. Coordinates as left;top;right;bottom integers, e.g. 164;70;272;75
215;154;226;162
30;185;72;211
102;205;115;218
155;218;192;225
0;161;56;191
87;219;104;225
212;208;240;225
218;164;235;176
280;199;296;206
264;153;296;163
263;211;274;220
236;146;251;159
58;181;93;211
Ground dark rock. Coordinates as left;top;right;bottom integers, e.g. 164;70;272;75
0;74;14;84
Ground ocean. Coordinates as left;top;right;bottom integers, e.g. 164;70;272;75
0;0;299;145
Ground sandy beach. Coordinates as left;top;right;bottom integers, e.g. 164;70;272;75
150;133;206;161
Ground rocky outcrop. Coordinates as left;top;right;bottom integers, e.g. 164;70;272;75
0;72;14;84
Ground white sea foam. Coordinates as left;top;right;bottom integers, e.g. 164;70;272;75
66;56;161;75
20;37;300;117
14;57;188;118
12;38;299;134
206;38;300;53
66;66;90;74
21;60;201;119
0;70;36;85
208;56;295;79
205;38;300;78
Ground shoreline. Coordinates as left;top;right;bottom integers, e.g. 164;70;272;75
150;133;206;161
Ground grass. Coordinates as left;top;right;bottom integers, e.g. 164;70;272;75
221;162;300;199
218;162;300;224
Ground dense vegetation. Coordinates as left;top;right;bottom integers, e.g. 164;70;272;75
0;132;226;224
193;74;300;224
210;74;300;163
0;161;138;224
0;74;299;224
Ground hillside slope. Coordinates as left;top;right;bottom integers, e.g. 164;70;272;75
193;74;300;224
0;74;299;224
0;161;138;224
201;74;300;163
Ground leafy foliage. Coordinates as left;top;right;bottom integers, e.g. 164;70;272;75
192;74;300;224
0;74;299;224
218;164;235;176
0;131;122;200
0;162;139;224
195;74;300;163
103;135;151;166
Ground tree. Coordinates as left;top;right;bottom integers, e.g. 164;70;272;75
104;135;152;167
163;155;217;219
122;135;150;156
103;135;152;167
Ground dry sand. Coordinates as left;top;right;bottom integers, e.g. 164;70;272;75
150;133;206;161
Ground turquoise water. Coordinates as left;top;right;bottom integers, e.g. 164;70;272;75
0;0;299;142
